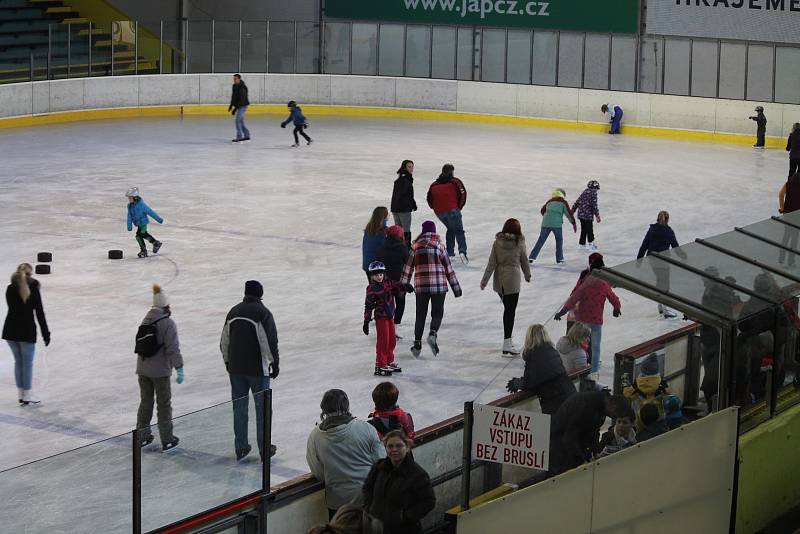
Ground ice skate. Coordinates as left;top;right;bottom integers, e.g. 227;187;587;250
395;330;403;341
307;138;313;146
427;331;440;356
528;258;535;264
231;138;241;143
162;436;180;451
17;388;24;404
577;243;587;251
152;240;162;254
137;249;148;258
388;362;402;373
139;435;155;448
260;444;278;462
410;341;422;358
661;309;678;319
502;338;520;356
374;365;393;376
241;137;251;143
236;445;252;461
290;143;300;148
21;390;40;405
587;243;598;251
557;259;567;265
459;252;469;265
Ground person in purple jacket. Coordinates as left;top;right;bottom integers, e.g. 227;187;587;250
787;123;800;178
572;180;601;251
637;210;685;319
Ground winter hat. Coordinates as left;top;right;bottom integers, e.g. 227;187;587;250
551;189;564;198
641;353;660;376
588;252;604;269
244;280;264;299
386;225;404;240
422;220;436;234
152;284;169;308
664;395;683;419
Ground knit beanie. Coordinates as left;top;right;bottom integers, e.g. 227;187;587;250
641;353;660;376
551;189;564;198
152;284;169;308
422;220;436;234
588;252;604;269
386;225;404;240
245;280;264;299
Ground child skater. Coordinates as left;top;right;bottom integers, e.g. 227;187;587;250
281;100;313;147
363;261;413;376
126;187;164;258
572;180;601;252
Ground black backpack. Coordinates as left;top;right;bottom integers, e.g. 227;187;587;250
135;316;167;358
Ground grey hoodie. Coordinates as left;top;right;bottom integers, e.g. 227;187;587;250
556;336;588;374
136;307;183;378
306;417;385;510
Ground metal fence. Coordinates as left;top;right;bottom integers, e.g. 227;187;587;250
3;19;800;104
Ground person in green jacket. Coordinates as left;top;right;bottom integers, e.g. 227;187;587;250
528;189;577;265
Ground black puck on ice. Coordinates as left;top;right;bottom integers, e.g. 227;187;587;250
37;252;52;263
108;249;123;260
35;264;50;275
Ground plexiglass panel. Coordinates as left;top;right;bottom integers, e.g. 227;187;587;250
775;47;800;105
379;24;404;76
557;32;583;88
214;21;239;73
268;21;294;73
610;35;636;91
405;25;431;78
506;29;531;84
583;33;610;90
432;26;456;79
663;38;690;96
532;30;557;86
691;39;718;98
242;21;266;73
351;23;377;75
296;22;319;73
719;42;746;100
456;27;474;80
481;29;506;82
324;22;350;74
746;44;774;102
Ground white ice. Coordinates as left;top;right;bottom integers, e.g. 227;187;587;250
0;114;785;528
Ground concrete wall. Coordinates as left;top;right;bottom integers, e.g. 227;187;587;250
2;74;799;139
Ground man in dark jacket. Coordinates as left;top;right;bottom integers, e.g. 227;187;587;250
548;390;628;475
427;163;468;263
506;344;576;415
228;74;250;143
749;106;767;149
220;280;279;461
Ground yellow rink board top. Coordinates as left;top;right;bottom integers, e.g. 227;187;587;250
0;104;786;148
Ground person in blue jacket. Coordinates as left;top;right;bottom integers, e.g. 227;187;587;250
281;100;313;148
637;210;685;318
601;104;623;134
363;207;388;281
126;186;164;258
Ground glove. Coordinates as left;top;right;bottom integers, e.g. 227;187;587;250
43;334;51;347
281;123;287;128
554;310;565;321
176;367;185;384
480;282;486;290
613;308;622;317
404;284;415;294
453;288;463;298
225;361;229;372
363;320;370;335
506;378;522;393
227;105;233;112
231;109;236;116
269;362;280;379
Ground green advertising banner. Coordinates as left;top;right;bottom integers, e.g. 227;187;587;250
325;0;639;33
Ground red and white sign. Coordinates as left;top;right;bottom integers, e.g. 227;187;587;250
471;404;550;471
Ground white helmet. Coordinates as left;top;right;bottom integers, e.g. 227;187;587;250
125;186;140;197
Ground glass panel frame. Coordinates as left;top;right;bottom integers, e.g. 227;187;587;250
242;20;267;73
405;25;431;79
351;23;378;76
324;22;350;74
431;26;456;80
267;21;295;74
532;30;557;86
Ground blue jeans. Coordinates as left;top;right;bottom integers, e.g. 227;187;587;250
589;323;603;373
436;209;467;256
230;374;270;454
529;226;563;262
7;340;35;390
610;108;623;134
235;106;250;139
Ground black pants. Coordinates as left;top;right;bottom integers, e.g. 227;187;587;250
395;291;406;325
293;125;311;144
578;218;594;245
790;158;800;177
135;225;156;250
501;293;519;339
415;293;445;341
756;130;765;147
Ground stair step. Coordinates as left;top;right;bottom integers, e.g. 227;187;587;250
61;17;87;24
44;7;77;14
76;28;106;36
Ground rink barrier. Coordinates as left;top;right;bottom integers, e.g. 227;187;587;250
0;74;797;147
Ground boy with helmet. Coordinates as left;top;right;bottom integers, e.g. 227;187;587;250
363;261;413;376
572;180;601;251
281;100;313;147
126;186;164;258
749;106;767;149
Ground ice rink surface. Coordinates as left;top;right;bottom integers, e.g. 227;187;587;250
0;114;786;514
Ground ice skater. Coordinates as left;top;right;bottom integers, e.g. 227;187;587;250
391;159;417;248
427;164;468;263
363;261;412;376
281;100;313;147
3;263;50;405
601;104;623;134
786;123;800;177
528;189;576;265
636;210;685;319
135;284;183;451
572;180;601;251
749;106;767;149
228;74;250;143
126;187;163;258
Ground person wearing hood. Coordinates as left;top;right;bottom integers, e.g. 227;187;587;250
307;389;385;520
480;218;531;355
400;221;462;358
375;225;410;338
426;164;468;263
135;284;183;451
3;263;50;405
623;353;670;431
637;210;684;319
506;324;576;414
556;322;591;373
221;280;280;462
528;189;576;265
228;74;251;143
391;160;417;248
749;106;767;149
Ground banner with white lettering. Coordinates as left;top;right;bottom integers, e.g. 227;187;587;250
471;404;550;471
646;0;800;45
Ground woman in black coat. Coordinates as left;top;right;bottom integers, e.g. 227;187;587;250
374;225;411;338
2;263;50;405
636;210;684;318
506;324;576;414
363;430;435;534
390;160;417;249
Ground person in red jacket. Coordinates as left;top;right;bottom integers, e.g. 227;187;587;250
368;381;415;439
427;163;468;264
554;253;621;380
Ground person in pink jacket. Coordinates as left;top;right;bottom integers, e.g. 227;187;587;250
554;253;621;379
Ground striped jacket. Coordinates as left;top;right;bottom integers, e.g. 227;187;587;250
220;296;279;377
400;233;462;296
